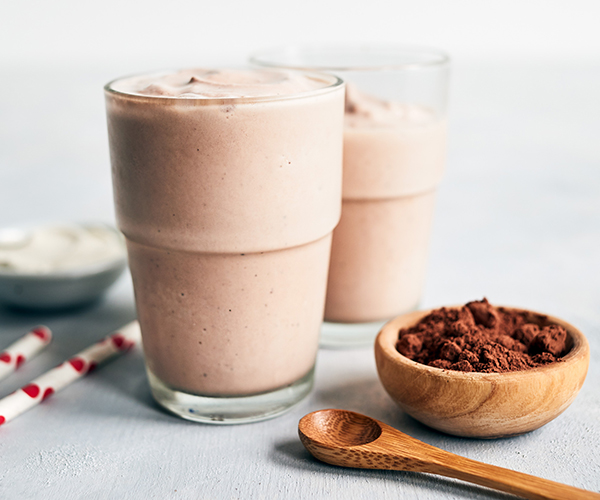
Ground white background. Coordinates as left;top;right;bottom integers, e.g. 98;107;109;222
1;0;600;68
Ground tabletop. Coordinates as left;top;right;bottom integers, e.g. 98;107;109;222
0;60;599;499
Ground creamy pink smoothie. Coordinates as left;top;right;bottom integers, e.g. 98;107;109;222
324;85;446;323
105;69;344;397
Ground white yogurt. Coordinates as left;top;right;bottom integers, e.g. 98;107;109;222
0;224;125;274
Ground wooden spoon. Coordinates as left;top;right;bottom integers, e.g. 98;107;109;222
298;409;599;500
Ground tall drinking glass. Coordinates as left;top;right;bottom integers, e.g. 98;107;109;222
251;46;450;347
105;68;344;422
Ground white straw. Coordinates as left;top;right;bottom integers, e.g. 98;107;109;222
0;321;140;426
0;326;52;382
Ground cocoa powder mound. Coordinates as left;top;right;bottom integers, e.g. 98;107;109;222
395;298;569;373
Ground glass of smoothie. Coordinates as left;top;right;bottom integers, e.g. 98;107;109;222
251;45;450;348
104;68;344;423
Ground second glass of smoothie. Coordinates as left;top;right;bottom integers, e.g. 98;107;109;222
105;68;344;422
252;46;450;347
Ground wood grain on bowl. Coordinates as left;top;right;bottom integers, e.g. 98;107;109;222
375;308;590;438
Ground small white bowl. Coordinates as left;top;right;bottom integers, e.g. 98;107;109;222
0;224;127;310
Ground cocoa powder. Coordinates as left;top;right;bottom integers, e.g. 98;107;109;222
395;298;569;373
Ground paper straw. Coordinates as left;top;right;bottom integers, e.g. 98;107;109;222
0;326;52;382
0;321;140;426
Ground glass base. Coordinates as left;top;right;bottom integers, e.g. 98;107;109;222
319;319;388;349
147;367;315;425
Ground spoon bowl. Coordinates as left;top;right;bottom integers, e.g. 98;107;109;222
299;409;600;500
303;409;382;448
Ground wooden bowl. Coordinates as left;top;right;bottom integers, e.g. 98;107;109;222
374;307;590;438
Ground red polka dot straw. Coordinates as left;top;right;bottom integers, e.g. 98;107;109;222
0;321;140;426
0;326;52;382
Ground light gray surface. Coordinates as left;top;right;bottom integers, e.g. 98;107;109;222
0;61;599;499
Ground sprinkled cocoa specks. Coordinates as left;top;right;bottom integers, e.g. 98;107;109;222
395;298;569;373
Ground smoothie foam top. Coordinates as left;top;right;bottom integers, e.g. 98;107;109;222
107;68;340;100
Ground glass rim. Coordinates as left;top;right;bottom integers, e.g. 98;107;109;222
104;67;344;104
250;44;450;72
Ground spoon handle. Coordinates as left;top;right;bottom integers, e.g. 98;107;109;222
409;443;599;500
